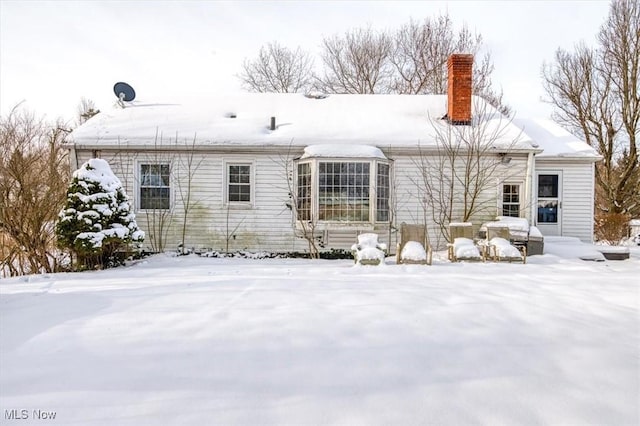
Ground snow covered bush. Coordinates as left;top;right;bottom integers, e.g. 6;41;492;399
56;159;144;269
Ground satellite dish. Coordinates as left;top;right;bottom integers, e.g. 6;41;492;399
113;82;136;103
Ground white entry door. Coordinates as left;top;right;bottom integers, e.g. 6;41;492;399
536;172;562;236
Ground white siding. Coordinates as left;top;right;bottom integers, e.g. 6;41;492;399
77;149;309;253
391;153;529;250
75;148;531;253
535;160;595;242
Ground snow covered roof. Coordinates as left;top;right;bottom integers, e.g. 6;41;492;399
71;93;533;150
512;118;601;160
301;144;386;159
70;93;598;161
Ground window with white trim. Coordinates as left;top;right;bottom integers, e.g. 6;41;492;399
376;163;390;222
227;163;252;203
139;164;170;210
295;158;390;224
297;162;312;221
501;183;521;217
319;162;370;221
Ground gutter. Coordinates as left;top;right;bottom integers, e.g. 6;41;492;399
535;154;603;163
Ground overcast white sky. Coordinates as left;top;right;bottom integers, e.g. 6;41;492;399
0;0;611;124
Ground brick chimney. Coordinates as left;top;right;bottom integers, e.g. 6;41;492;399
447;54;473;125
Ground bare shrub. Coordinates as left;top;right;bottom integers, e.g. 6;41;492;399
595;212;631;245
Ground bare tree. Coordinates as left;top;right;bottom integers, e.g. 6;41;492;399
0;105;70;276
317;26;393;94
389;15;510;115
139;131;175;253
390;15;461;94
223;205;245;253
237;15;509;113
270;143;321;258
542;0;639;221
411;99;522;245
292;162;321;259
107;132;205;255
238;41;315;93
77;97;100;126
174;134;205;254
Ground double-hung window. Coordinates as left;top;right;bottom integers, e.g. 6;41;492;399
139;164;170;210
501;183;521;217
227;163;252;203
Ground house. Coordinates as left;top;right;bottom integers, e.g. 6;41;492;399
68;55;601;254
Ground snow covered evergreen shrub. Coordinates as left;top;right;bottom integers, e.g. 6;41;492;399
56;159;144;269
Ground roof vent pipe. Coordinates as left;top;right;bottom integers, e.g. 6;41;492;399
270;116;276;131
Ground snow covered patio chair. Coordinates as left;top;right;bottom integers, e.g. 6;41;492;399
449;237;484;262
487;237;526;263
351;233;387;266
447;223;483;262
396;223;432;265
482;218;531;257
485;224;527;263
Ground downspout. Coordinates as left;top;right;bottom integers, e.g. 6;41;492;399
524;151;535;223
588;161;595;243
65;141;79;172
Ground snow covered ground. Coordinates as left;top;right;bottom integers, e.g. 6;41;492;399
1;244;639;425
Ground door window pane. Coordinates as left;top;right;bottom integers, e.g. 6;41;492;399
538;175;558;198
537;174;559;223
537;200;558;223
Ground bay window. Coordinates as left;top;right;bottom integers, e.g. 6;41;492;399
319;162;370;221
295;156;391;224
